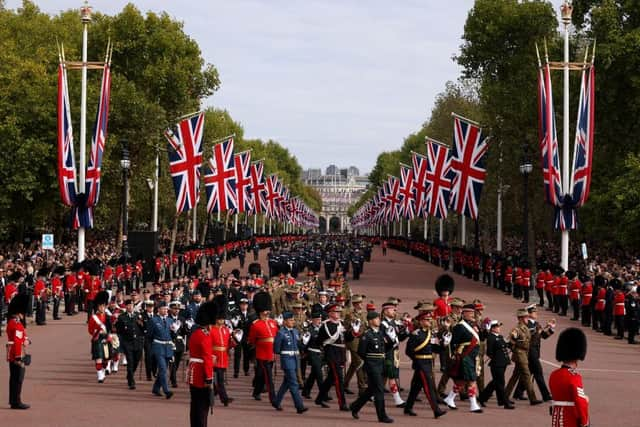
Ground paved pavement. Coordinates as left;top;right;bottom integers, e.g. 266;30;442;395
1;246;638;426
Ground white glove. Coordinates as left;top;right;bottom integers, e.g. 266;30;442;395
302;332;311;345
225;319;233;329
276;314;284;326
386;326;397;341
233;329;244;343
170;322;180;333
231;316;240;328
185;319;195;330
352;320;361;334
443;332;452;346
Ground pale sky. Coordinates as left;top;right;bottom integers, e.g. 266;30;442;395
7;0;565;173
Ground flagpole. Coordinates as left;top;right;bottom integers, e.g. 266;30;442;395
192;205;197;243
262;215;266;235
152;148;159;232
407;219;411;238
460;215;466;247
234;214;238;236
439;218;444;242
77;3;91;262
560;1;571;271
423;218;428;240
269;218;272;235
254;214;257;234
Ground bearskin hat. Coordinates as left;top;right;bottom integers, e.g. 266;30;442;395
195;301;217;326
8;272;23;283
435;274;455;296
231;269;240;280
53;266;66;276
594;275;606;288
555;327;587;362
566;270;577;280
94;291;109;307
253;291;272;313
7;294;29;316
81;259;101;277
248;263;262;276
610;278;622;290
213;295;228;320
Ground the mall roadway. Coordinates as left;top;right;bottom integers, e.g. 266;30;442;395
1;246;638;427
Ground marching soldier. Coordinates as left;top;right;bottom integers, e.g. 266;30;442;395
478;320;514;409
116;299;145;389
232;296;253;378
272;311;308;413
403;303;446;419
580;276;593;327
301;311;324;398
348;310;394;423
210;295;235;406
168;300;188;388
248;292;278;404
381;298;410;408
625;288;639;344
147;301;175;399
6;294;30;409
549;328;589;427
88;291;111;383
141;299;157;381
187;300;216;427
344;294;367;395
315;303;349;411
504;309;542;405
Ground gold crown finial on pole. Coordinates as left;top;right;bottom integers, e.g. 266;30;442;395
80;1;92;23
560;1;573;26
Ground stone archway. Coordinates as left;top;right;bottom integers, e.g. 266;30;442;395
319;216;328;234
329;216;341;233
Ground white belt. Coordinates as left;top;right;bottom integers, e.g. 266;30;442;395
551;401;575;407
280;350;299;356
615;303;625;306
308;348;322;353
328;343;345;348
153;339;173;345
189;358;203;363
6;341;14;344
583;294;592;297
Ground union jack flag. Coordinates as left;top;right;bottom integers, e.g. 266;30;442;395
165;113;204;213
538;62;563;208
231;150;253;214
448;114;489;219
571;64;595;209
57;62;77;208
384;176;401;222
398;164;416;220
249;160;266;214
204;136;236;213
411;152;429;218
85;62;111;211
265;174;280;219
425;138;452;219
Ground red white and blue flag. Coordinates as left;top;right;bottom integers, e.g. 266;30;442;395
165;112;205;213
411;152;429;218
398;164;416;220
265;174;280;219
231;150;253;214
538;62;563;209
204;136;236;213
384;176;401;222
249;160;266;214
570;65;595;208
425;138;452;219
57;62;77;208
84;62;111;212
448;114;489;220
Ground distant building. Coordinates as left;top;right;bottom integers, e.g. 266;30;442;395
303;165;369;232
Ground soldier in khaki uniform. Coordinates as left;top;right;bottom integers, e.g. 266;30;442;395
344;294;368;395
504;309;542;405
473;300;488;393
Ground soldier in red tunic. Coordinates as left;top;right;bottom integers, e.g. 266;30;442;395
248;292;278;403
188;300;216;427
580;277;593;327
210;295;236;406
6;294;30;409
88;291;111;383
613;280;626;339
549;328;589;427
568;271;582;321
433;274;454;320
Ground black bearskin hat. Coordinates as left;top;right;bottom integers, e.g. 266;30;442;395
81;259;100;277
248;263;262;275
94;291;109;307
231;269;240;280
555;327;587;362
566;270;577;280
8;271;23;283
7;294;29;316
253;291;272;313
610;278;622;290
594;275;606;288
435;274;455;296
53;266;66;276
195;301;217;326
213;295;228;320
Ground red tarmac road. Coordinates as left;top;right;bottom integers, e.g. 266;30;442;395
2;246;638;426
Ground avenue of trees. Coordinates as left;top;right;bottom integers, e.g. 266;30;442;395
0;1;321;241
355;0;640;250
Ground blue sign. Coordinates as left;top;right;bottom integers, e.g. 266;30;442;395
42;234;54;250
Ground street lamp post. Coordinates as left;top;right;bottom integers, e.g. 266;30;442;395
120;139;131;262
519;145;533;260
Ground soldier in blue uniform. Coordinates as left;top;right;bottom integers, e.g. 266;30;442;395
273;311;308;414
404;304;447;418
146;301;175;399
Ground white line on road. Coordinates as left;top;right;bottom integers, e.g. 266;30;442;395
541;359;640;374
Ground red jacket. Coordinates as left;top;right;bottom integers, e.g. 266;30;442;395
187;327;213;388
521;269;531;288
549;366;589;427
569;280;582;301
88;312;109;340
614;290;626;316
433;297;451;319
51;276;63;297
580;283;593;307
556;277;569;296
64;274;77;292
248;318;278;361
4;283;17;303
34;279;46;299
504;266;513;283
536;272;546;290
210;324;235;369
6;317;27;362
595;288;606;311
545;272;555;292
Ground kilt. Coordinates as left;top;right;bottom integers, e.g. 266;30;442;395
91;337;112;360
383;358;399;379
448;354;477;382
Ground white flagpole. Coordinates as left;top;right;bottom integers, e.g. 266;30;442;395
262;215;266;235
152;149;159;232
269;218;272;235
560;1;571;271
234;214;238;235
407;219;411;237
77;5;91;262
423;218;428;240
460;214;466;247
254;214;257;234
192;206;197;243
439;218;444;242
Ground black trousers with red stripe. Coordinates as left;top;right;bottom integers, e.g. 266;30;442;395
316;360;346;409
253;360;275;403
405;361;440;414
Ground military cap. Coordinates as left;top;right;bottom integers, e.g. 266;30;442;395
169;301;182;309
351;294;366;303
415;302;435;312
526;303;537;313
291;302;304;309
124;299;133;305
366;311;380;321
489;320;502;328
282;311;294;320
157;301;168;308
450;298;465;308
326;303;342;313
462;303;476;312
311;311;323;319
516;308;529;317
